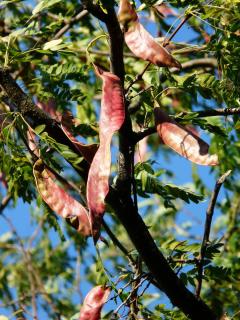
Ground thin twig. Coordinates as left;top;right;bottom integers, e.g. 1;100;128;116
129;257;142;319
125;62;151;94
0;194;11;214
1;213;39;319
163;14;191;47
196;170;231;298
76;46;206;59
75;253;84;303
27;216;45;249
54;9;88;39
170;57;218;72
113;275;148;317
172;45;207;55
102;219;136;266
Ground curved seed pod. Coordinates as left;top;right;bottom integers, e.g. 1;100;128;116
27;128;40;157
87;66;125;241
37;100;98;163
79;286;110;320
0;172;7;189
61;124;98;164
118;0;138;26
118;0;181;68
36;99;61;120
33;159;91;236
135;136;148;163
154;107;218;166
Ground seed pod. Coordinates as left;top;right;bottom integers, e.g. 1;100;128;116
37;100;97;163
33;159;91;236
118;0;181;68
79;286;110;320
87;66;125;241
154;107;218;166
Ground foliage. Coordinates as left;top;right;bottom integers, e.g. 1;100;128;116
0;0;239;319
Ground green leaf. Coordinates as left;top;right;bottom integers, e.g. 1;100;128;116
70;313;80;320
135;167;203;205
43;39;63;51
32;0;61;15
35;124;46;134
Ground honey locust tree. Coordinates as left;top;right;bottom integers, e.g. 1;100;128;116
0;0;239;319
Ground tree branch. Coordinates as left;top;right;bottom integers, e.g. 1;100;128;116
0;68;90;180
1;2;218;318
163;14;191;47
79;1;217;318
81;0;108;22
106;188;217;319
53;9;88;40
196;170;231;298
171;58;218;72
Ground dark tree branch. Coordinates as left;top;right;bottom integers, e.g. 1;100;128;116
106;188;217;319
196;170;231;298
0;68;90;180
77;1;217;319
189;107;240;118
0;2;218;318
81;0;108;22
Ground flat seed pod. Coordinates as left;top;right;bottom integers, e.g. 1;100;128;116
87;66;125;241
61;124;98;164
27;128;40;157
33;159;91;236
79;286;110;320
154;107;218;166
118;0;181;68
37;100;97;163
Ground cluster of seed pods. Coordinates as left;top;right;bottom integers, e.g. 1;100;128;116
32;2;219;318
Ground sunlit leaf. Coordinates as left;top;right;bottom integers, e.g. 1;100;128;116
43;39;63;51
32;0;61;15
